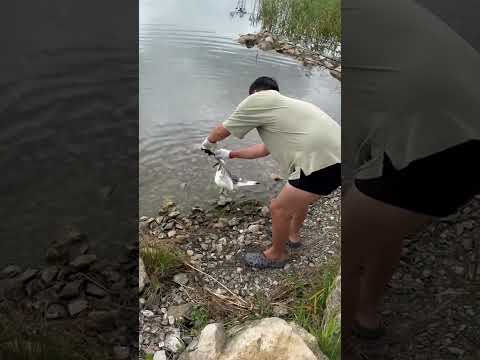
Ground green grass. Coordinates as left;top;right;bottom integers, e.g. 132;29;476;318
288;260;341;360
256;0;340;52
140;245;185;303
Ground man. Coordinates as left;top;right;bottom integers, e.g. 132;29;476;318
201;76;341;269
342;0;480;358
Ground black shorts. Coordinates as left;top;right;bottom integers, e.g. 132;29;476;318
355;140;480;217
288;163;341;196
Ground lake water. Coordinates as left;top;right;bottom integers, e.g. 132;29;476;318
140;0;341;216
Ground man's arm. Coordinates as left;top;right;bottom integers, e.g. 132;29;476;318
230;144;270;159
208;123;231;143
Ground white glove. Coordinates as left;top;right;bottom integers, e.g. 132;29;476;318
214;148;231;160
201;137;217;154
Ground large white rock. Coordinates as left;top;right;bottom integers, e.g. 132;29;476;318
180;317;328;360
322;270;341;331
180;323;225;360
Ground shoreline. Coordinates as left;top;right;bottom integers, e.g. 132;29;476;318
237;31;341;81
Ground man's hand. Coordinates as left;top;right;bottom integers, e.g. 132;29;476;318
214;148;231;160
200;137;217;155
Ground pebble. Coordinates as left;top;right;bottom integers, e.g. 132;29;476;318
173;273;189;286
70;254;97;270
164;333;183;353
67;299;88;317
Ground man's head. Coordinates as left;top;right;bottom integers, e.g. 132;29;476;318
249;76;279;95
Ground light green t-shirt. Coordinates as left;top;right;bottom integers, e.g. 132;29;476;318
223;90;341;180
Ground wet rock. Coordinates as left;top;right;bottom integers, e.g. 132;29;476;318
113;345;130;359
85;283;107;298
41;266;59;285
59;279;83;299
68;299;88;316
70;254;97;270
45;303;68;320
173;273;189;286
1;265;21;279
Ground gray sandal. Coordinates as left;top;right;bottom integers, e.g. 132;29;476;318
244;252;287;269
287;239;303;249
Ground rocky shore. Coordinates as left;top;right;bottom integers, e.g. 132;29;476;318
0;231;138;359
237;31;341;81
139;191;341;360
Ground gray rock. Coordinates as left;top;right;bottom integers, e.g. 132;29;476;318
113;345;130;360
169;210;181;218
139;257;150;293
1;265;21;279
247;224;262;233
85;283;107;298
59;279;83;299
180;323;225;360
18;268;39;283
168;303;193;322
153;350;167;360
45;303;68;320
321;271;341;331
173;273;189;286
164;332;184;353
167;230;177;238
260;206;270;217
70;254;97;270
41;266;59;285
68;299;88;316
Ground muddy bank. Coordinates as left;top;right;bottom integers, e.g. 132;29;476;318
139;191;341;359
237;31;341;81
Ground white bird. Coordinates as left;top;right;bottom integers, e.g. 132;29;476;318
214;158;259;192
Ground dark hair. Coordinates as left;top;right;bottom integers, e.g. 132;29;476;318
249;76;279;95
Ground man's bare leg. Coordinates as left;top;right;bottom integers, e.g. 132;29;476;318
342;186;431;342
289;205;309;243
264;184;320;261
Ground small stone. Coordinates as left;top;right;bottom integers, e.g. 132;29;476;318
45;303;67;320
70;254;97;270
18;269;39;283
186;250;194;256
173;273;189;286
236;267;243;273
225;254;233;261
167;230;177;238
153;350;167;360
247;224;262;233
168;315;175;326
168;210;181;218
164;222;174;230
228;218;240;226
59;280;83;299
86;283;107;298
260;206;270;216
447;347;464;356
41;266;59;285
67;299;88;316
140;216;148;221
113;345;130;360
164;333;183;353
142;310;155;317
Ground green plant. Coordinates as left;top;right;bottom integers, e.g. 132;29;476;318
190;305;210;336
255;0;340;52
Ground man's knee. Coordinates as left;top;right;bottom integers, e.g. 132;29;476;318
270;198;291;217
